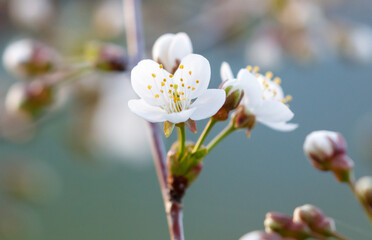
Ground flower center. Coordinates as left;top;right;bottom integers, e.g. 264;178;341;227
246;65;293;107
147;64;201;113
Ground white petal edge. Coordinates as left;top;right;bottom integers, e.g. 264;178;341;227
152;33;174;71
259;120;298;132
128;99;167;122
189;89;226;121
255;100;294;123
168;32;193;71
220;61;234;82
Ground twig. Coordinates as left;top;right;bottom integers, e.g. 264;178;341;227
122;0;184;239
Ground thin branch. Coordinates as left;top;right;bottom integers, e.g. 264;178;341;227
122;1;184;240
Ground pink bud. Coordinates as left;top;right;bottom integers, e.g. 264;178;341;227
303;130;354;182
355;176;372;208
264;212;310;239
3;39;60;79
5;80;54;117
84;41;128;72
293;204;335;235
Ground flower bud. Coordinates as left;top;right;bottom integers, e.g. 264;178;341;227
232;106;256;136
152;32;192;73
213;83;244;121
3;39;60;79
5;80;54;117
293;204;335;235
355;176;372;208
84;41;128;72
240;231;283;240
303;130;354;182
264;212;310;239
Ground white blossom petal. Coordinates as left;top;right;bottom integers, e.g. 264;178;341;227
168;32;192;71
255;100;294;123
173;54;210;99
164;108;196;124
189;89;226;120
238;69;263;109
152;33;175;71
220;61;234;82
128;99;167;122
131;59;171;106
259;121;298;131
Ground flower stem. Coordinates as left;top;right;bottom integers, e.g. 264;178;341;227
347;180;372;225
178;124;186;158
329;231;350;240
123;0;184;240
192;118;216;153
206;123;235;153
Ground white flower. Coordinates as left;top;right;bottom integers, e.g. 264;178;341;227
128;54;226;124
152;32;192;73
303;130;343;160
221;62;297;131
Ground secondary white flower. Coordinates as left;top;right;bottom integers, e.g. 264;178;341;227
221;62;297;131
129;54;226;124
152;32;192;73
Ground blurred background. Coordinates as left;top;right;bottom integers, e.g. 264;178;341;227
0;0;372;239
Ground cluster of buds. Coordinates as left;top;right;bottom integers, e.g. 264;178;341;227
303;130;354;182
240;204;339;240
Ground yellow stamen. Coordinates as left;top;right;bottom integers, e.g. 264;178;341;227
265;71;273;79
286;95;293;102
161;82;165;86
147;85;152;90
274;77;281;85
179;65;184;69
189;71;192;75
196;80;199;84
253;66;260;72
155;94;159;98
180;78;183;82
192;87;195;90
163;78;167;82
246;65;252;72
169;74;173;78
159;64;163;69
152;73;156;78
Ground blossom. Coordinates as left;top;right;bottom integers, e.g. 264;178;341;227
355;176;372;208
128;54;226;124
152;32;192;73
221;62;297;131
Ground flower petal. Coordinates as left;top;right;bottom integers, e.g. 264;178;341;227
255;100;294;123
164;108;196;124
238;69;263;109
259;121;298;131
220;62;234;82
131;59;171;106
168;32;193;71
152;33;174;71
173;54;211;99
189;89;226;120
128;99;167;122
